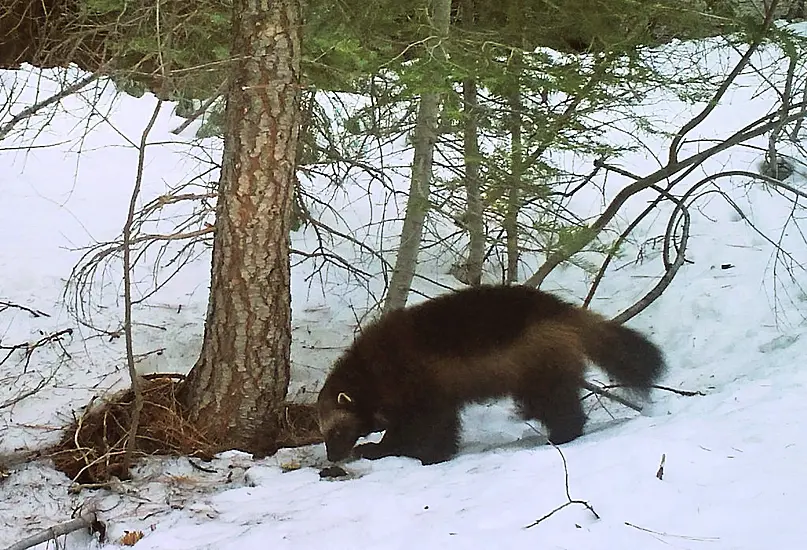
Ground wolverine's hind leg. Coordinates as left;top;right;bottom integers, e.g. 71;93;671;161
355;405;461;465
515;351;586;445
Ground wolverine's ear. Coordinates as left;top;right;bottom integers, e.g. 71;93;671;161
337;392;353;405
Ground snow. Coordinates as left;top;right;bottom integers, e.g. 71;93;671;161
2;24;807;550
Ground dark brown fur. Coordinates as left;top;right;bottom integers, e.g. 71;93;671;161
317;284;666;465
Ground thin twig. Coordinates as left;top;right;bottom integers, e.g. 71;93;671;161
0;375;54;410
523;30;807;289
624;521;719;542
582;186;668;309
597;383;705;397
0;300;50;318
170;79;228;135
0;328;74;385
668;0;780;164
122;99;164;474
524;443;599;529
650;384;704;397
187;457;217;473
612;192;691;324
580;381;643;412
766;48;798;180
0;71;102;140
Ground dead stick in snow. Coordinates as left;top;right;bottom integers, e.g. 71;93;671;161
3;512;97;550
624;521;719;541
656;454;666;480
581;381;643;412
584;382;706;414
524;443;599;528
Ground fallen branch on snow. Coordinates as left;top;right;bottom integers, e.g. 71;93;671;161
2;511;100;550
624;520;719;542
581;381;644;412
524;442;599;529
587;382;706;404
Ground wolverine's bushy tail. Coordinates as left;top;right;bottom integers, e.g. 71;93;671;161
579;315;666;398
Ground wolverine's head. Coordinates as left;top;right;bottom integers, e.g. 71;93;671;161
316;378;374;462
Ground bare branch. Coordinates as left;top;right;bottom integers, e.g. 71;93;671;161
524;443;599;529
523;94;807;289
122;99;164;473
170;79;228;135
580;381;643;412
2;511;98;550
0;328;74;375
668;0;780;164
0;301;49;318
765;48;798;180
1;371;57;411
612;192;691;323
624;521;720;542
650;384;705;397
597;382;708;398
582;185;668;309
0;71;102;140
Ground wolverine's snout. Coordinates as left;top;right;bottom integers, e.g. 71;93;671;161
323;427;359;462
325;440;351;462
318;407;363;462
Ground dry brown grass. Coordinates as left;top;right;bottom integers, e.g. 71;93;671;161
49;376;215;484
275;402;323;449
48;375;323;484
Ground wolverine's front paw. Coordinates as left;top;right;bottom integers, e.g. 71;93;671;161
352;442;390;460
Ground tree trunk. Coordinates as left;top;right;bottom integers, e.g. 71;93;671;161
179;0;301;455
462;77;485;286
383;0;452;312
501;0;526;285
505;80;523;284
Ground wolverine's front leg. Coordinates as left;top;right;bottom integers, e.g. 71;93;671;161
352;438;400;460
354;406;461;465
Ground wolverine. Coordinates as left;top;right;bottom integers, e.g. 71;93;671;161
317;284;666;465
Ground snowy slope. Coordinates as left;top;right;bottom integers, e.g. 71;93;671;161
2;25;807;550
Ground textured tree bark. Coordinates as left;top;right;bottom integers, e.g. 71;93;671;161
383;91;440;312
451;0;485;287
179;0;301;455
504;2;524;285
505;82;523;284
462;77;485;286
383;0;452;312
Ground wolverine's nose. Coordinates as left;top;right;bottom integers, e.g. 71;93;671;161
326;445;345;462
324;439;352;462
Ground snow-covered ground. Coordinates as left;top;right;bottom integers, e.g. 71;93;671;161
2;25;807;549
